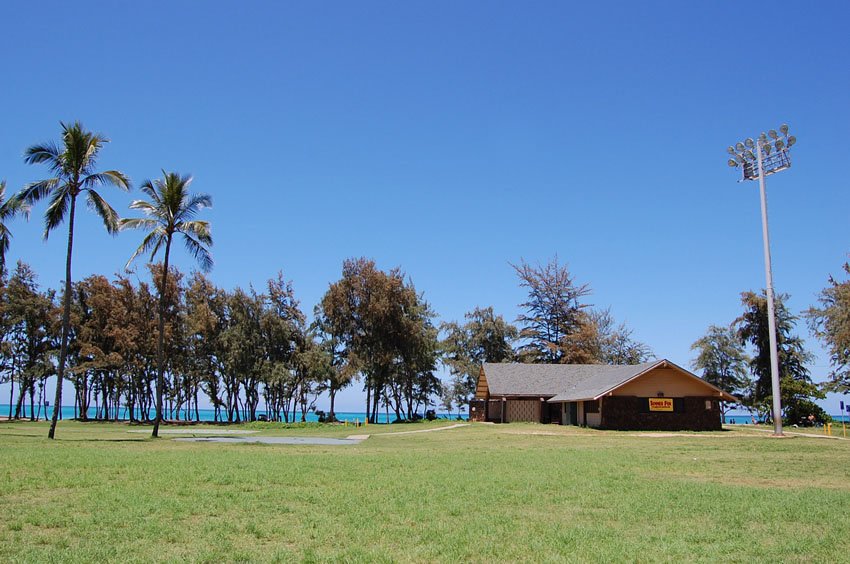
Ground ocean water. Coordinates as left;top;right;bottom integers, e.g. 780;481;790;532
3;404;844;425
0;405;467;424
723;414;850;424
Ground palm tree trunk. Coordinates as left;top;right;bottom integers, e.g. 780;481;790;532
48;195;77;439
152;238;172;438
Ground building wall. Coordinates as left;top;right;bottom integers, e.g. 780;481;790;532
506;400;541;423
600;396;721;431
468;399;487;422
614;368;718;398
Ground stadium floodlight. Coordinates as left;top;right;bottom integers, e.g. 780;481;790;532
727;146;736;155
725;124;798;437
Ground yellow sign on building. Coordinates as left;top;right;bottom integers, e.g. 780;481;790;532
648;398;674;412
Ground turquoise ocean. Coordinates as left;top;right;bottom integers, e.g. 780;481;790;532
3;405;846;425
0;404;466;424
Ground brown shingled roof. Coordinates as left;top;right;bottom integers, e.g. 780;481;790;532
481;359;739;403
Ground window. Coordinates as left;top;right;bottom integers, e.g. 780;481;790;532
584;400;600;414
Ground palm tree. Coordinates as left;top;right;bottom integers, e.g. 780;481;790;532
0;180;30;277
17;122;129;439
120;171;212;438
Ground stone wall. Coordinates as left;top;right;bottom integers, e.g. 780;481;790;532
600;396;722;431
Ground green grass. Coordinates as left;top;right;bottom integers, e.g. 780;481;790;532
1;421;848;562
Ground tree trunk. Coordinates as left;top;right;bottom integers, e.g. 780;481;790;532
365;381;371;424
152;237;172;438
29;383;35;421
8;362;14;419
48;194;77;439
15;381;25;419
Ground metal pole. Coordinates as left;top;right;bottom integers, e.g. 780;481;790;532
756;138;784;436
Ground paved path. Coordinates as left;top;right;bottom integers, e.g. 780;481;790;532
373;423;469;436
169;423;469;445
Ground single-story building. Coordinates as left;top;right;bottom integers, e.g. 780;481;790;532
468;359;738;431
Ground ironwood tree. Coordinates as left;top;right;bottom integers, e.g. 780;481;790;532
589;308;653;365
5;261;57;420
512;257;650;365
513;257;592;363
184;272;227;421
441;306;517;404
260;273;310;422
690;324;749;414
72;274;126;420
319;258;439;423
311;304;355;422
735;290;827;424
807;262;850;393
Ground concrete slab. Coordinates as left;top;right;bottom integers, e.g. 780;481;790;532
129;429;258;435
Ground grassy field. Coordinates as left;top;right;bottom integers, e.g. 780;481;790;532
1;420;848;563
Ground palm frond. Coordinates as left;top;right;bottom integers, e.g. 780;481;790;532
123;170;212;274
127;199;159;217
119;217;159;231
84;134;107;165
0;181;30;221
178;220;212;246
176;192;211;222
23;142;61;167
182;232;213;272
83;170;131;192
0;229;10;256
17;178;61;205
43;190;71;239
0;232;9;277
86;190;120;235
125;229;166;271
138;179;162;205
187;193;212;210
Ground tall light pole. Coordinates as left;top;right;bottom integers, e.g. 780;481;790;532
727;124;797;437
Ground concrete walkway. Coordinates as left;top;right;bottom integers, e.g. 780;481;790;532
373;423;469;436
169;423;469;445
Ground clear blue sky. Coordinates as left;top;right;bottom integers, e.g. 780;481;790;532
2;1;848;413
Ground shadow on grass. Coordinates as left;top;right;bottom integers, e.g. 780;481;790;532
0;432;148;442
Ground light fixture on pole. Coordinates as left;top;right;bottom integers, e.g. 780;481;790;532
726;124;797;437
